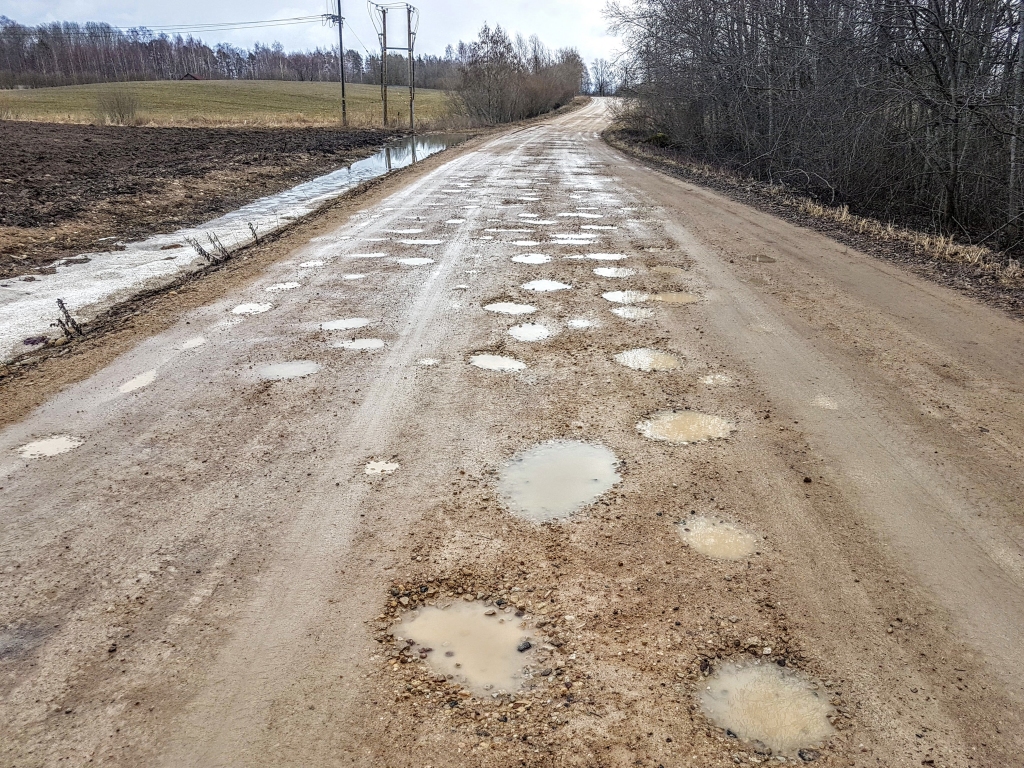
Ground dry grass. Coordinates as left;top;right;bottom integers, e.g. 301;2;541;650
0;80;454;129
608;130;1022;285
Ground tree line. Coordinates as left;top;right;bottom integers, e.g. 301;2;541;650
608;0;1024;251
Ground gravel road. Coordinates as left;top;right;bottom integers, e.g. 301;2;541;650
2;99;1022;767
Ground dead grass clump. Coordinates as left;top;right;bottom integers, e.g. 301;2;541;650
96;89;141;125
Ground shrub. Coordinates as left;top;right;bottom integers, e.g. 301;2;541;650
96;88;140;125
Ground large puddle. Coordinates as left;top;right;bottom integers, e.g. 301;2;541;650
484;302;536;315
17;435;84;459
395;601;535;695
614;349;681;372
257;361;321;380
602;291;649;304
678;516;758;560
700;662;834;756
497;440;620;522
638;411;735;444
469;354;526;372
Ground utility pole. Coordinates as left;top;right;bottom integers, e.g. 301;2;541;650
381;7;388;127
336;0;347;126
369;3;419;131
407;4;416;133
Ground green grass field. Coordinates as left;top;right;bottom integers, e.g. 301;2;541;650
0;80;453;128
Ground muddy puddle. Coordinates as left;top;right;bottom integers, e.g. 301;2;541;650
333;339;386;351
256;361;321;380
614;349;681;372
611;306;654;320
469;354;526;372
603;291;649;304
512;254;551;265
638;410;735;444
231;303;272;315
700;662;834;756
17;435;84;459
522;280;571;292
508;324;552;342
750;255;777;264
678;516;758;560
497;440;620;522
322;318;372;331
651;292;699;305
652;265;687;276
594;267;636;278
119;370;157;393
484;302;536;315
395;601;535;695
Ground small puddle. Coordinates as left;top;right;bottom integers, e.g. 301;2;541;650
265;282;300;292
651;292;699;305
366;461;400;475
497;440;620;522
652;265;687;276
611;306;654;320
484;303;536;315
509;324;551;342
119;369;157;393
566;318;595;329
513;240;540;247
257;361;321;380
522;280;570;292
614;349;681;372
333;339;386;351
512;254;551;265
678;516;758;560
603;291;649;304
469;354;526;372
396;601;534;695
700;662;835;756
343;274;366;281
397;258;435;266
418;358;439;366
182;336;206;350
300;260;326;268
232;303;272;315
346;252;387;259
587;253;627;261
638;411;734;443
750;255;777;264
594;267;636;278
322;318;372;331
17;435;84;459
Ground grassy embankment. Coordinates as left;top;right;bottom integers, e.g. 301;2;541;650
0;80;451;128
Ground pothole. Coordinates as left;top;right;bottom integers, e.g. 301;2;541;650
469;354;526;372
418;358;439;366
322;318;372;331
497;440;620;522
614;349;681;372
343;274;366;280
512;254;551;264
651;292;699;305
397;258;435;266
522;280;571;292
366;461;400;475
700;662;835;756
231;303;272;315
594;267;636;278
637;410;735;444
611;306;654;320
333;339;386;351
300;260;326;268
394;601;535;695
265;282;300;292
182;337;206;350
566;317;595;329
119;370;157;393
508;324;552;342
587;253;627;261
484;302;537;315
257;361;321;380
17;435;84;459
652;265;687;276
678;516;758;560
602;291;649;304
750;255;777;264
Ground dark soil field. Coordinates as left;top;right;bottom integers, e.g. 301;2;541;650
0;121;400;279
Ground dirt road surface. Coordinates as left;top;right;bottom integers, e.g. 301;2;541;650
2;99;1023;767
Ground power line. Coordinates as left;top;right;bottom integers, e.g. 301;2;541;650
2;16;328;38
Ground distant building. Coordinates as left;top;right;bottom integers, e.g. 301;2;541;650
179;73;202;81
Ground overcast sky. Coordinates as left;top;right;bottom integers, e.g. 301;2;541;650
5;1;623;65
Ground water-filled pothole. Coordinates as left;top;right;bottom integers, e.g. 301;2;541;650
485;303;536;315
587;253;627;261
470;354;526;372
638;411;735;444
594;267;636;278
266;282;300;292
497;440;620;522
257;361;321;380
603;291;649;304
232;303;272;315
566;318;595;329
397;258;435;266
366;461;400;475
333;339;386;351
509;324;551;342
512;254;551;264
652;265;687;276
119;369;157;393
396;601;534;695
322;318;372;331
651;292;699;305
611;306;654;320
17;435;84;459
522;280;571;292
678;516;758;560
700;662;835;756
614;349;681;372
750;255;777;264
343;274;366;281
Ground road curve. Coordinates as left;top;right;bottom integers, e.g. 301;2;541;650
2;99;1022;767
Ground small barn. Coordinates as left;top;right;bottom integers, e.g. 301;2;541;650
179;73;202;81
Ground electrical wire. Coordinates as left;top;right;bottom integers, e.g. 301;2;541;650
3;16;328;38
